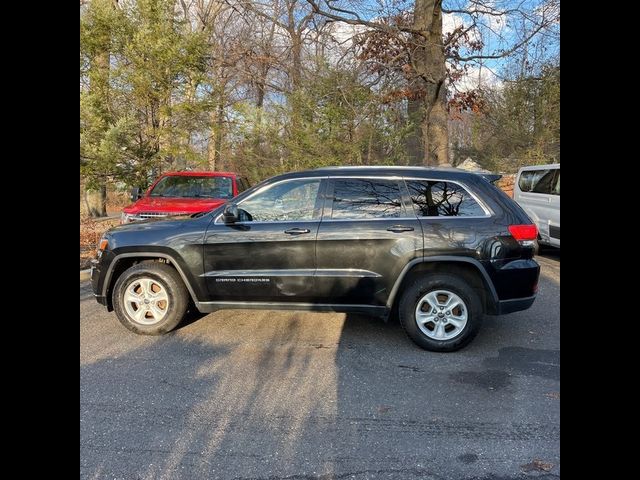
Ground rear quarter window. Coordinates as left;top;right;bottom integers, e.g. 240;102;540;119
405;180;487;217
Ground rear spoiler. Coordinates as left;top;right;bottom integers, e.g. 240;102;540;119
479;173;502;183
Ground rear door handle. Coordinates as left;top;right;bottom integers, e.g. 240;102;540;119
284;227;311;235
387;225;414;233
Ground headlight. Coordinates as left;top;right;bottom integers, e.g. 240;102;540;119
121;212;134;224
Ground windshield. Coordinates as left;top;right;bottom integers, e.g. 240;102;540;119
149;175;234;199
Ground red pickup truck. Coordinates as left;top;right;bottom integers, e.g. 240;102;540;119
121;171;249;223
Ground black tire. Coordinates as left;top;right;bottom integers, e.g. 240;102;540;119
398;274;482;352
112;262;189;335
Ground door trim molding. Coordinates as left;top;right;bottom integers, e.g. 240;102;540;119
201;268;382;278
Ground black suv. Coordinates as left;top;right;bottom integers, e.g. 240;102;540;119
91;166;540;351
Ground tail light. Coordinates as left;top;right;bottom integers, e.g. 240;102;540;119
508;224;538;247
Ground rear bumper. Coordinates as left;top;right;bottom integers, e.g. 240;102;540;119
496;294;537;315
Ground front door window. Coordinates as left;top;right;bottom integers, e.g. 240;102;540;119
236;179;322;222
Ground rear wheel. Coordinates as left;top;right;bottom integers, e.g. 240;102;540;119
112;262;189;335
399;274;482;352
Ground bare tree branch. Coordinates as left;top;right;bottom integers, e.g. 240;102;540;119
448;20;549;61
306;0;427;39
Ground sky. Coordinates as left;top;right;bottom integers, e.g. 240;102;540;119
313;0;559;90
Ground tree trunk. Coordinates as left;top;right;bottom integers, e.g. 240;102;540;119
207;105;218;171
207;96;225;170
285;1;305;141
286;1;303;91
411;0;449;166
158;99;172;170
290;38;302;90
252;65;269;157
255;64;269;131
85;183;107;217
406;97;424;165
256;74;267;110
214;100;224;170
88;49;110;217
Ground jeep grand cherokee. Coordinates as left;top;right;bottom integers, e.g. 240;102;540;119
91;166;540;352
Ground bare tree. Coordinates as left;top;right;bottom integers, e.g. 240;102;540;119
306;0;559;166
187;1;253;169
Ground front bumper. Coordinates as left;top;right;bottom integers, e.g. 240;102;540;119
91;259;109;308
94;293;108;306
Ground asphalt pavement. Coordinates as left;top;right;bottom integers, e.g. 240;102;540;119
80;250;560;480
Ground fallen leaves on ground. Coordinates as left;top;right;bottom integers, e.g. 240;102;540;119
80;217;120;269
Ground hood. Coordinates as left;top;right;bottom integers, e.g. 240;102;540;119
123;196;227;214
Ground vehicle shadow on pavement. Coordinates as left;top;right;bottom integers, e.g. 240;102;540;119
81;269;559;479
538;246;560;262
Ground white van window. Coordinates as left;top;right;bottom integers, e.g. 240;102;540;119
519;169;558;195
552;171;560;195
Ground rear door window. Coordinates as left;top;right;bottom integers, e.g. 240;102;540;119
330;179;404;219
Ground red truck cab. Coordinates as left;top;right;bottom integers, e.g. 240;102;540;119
121;171;249;223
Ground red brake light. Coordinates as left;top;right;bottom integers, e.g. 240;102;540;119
508;224;538;241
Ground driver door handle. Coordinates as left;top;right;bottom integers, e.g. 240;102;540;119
387;225;414;233
284;228;311;235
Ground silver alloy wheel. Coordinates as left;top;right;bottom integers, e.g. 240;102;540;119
123;277;170;325
415;289;468;341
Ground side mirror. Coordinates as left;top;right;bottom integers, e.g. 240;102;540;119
130;187;142;202
222;203;239;224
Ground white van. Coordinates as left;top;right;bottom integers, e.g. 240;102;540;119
513;163;560;248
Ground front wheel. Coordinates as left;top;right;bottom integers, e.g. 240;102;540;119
399;274;483;352
112;262;189;335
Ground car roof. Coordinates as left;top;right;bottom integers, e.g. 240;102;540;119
161;171;239;177
517;164;560;172
267;165;489;182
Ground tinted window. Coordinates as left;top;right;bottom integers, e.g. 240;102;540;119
519;169;558;194
531;170;557;194
236;177;248;193
406;180;486;217
237;179;321;222
150;175;234;199
552;170;560;195
331;179;403;219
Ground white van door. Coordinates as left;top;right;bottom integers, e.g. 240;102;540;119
547;170;560;247
514;167;560;247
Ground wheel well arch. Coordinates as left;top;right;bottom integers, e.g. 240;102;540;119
103;253;198;310
387;258;499;315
